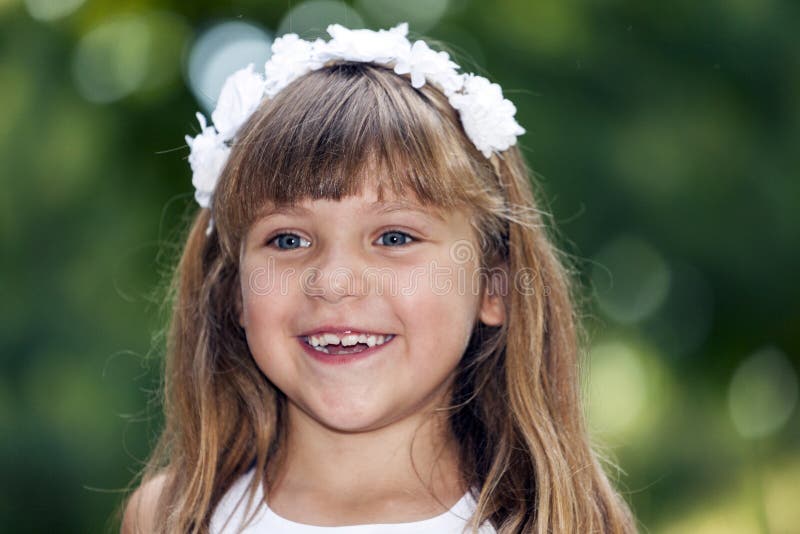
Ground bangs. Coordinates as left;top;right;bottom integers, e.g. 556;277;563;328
214;62;494;239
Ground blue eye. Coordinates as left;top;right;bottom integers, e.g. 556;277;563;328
377;230;414;247
269;233;311;250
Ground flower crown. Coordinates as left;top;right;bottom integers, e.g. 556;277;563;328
185;22;525;222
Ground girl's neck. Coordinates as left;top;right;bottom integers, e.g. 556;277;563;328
265;403;465;524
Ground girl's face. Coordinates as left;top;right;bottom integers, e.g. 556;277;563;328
238;183;504;433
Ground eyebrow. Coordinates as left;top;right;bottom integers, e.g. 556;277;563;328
372;200;446;221
258;199;446;222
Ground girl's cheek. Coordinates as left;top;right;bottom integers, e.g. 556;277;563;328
239;260;299;299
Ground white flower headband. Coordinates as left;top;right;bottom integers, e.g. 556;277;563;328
185;22;525;231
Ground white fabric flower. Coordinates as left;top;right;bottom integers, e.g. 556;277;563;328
449;74;526;158
264;34;324;98
394;40;461;94
184;112;230;208
318;23;411;65
185;22;527;222
211;64;266;140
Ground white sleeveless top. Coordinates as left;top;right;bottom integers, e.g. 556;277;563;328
210;470;496;533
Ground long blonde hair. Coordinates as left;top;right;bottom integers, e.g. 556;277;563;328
129;62;636;533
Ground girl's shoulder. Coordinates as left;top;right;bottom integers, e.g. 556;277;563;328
122;472;170;534
211;469;496;534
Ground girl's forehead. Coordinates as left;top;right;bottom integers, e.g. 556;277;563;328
253;194;449;223
252;181;451;222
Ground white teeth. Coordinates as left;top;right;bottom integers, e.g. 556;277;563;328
341;334;360;346
304;332;394;348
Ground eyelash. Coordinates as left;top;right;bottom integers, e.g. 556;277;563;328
266;229;416;250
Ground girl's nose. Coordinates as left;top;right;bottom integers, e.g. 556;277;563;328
301;245;368;303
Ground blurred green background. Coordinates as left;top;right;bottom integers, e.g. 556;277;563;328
1;0;798;532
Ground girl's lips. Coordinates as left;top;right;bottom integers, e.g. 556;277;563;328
297;334;395;365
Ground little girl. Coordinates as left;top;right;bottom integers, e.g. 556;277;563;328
123;22;636;533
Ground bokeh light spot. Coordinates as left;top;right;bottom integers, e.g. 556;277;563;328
588;340;648;437
728;346;797;439
592;235;671;324
24;0;85;21
72;14;150;103
187;20;272;115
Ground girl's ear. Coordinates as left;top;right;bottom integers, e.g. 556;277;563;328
478;263;507;327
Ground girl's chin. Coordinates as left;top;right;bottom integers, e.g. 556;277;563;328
291;398;402;434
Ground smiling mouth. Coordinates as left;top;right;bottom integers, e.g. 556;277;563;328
302;334;395;355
